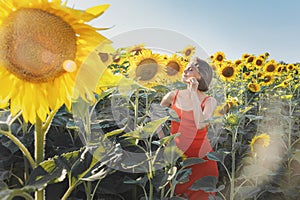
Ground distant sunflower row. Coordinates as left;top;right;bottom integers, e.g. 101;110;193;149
210;52;300;93
97;44;196;88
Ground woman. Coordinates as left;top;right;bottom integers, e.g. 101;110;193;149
160;57;218;199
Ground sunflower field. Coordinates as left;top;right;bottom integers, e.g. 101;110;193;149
0;1;300;200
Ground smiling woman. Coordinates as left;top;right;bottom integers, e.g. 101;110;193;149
0;0;110;123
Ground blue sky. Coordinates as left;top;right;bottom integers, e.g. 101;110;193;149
68;0;300;63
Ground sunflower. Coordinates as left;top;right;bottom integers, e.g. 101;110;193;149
246;56;255;64
96;41;115;67
126;43;145;56
0;0;110;123
128;49;165;87
212;51;226;64
253;57;265;69
214;97;239;116
242;71;253;81
249;133;270;153
274;76;292;89
247;81;261;93
217;61;237;82
260;73;275;86
225;113;239;126
241;53;251;60
286;63;295;72
177;45;195;59
263;60;277;73
163;54;186;82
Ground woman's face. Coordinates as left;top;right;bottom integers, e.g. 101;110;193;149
182;63;201;83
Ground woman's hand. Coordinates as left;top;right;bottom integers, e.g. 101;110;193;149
187;77;199;93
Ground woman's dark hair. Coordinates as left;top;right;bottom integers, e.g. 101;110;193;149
191;57;213;92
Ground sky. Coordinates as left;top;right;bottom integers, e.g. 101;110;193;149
68;0;300;63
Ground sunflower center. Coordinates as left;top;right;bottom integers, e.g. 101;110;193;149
185;49;191;57
266;64;275;72
0;8;76;83
136;58;158;81
222;66;234;77
216;55;223;62
256;59;263;66
264;75;271;83
99;52;109;63
166;61;180;76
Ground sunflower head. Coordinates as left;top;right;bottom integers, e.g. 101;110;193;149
254;57;265;68
249;133;270;153
247;81;261;93
225;113;239;126
260;73;275;86
0;8;77;83
126;44;145;56
218;61;237;82
264;60;277;73
177;45;195;59
0;1;110;123
163;54;186;82
128;49;165;87
214;98;238;116
212;52;226;63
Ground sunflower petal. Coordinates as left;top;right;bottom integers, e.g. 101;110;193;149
85;4;110;21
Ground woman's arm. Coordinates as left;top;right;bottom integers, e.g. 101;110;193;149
188;77;217;129
160;91;175;107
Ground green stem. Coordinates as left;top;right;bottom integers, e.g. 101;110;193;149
34;110;57;200
0;130;35;168
61;182;78;200
149;179;153;200
85;182;92;200
35;116;46;200
230;128;237;200
35;116;45;166
134;89;139;128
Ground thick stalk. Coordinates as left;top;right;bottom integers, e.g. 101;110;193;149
34;110;56;200
35;116;46;200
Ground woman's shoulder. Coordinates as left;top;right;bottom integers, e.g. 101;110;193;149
161;90;177;107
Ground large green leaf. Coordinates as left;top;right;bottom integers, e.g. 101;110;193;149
189;176;218;192
181;157;207;167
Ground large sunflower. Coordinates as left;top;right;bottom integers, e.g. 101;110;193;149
128;49;165;87
0;0;110;123
163;54;186;82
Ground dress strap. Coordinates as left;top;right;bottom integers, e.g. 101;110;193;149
201;96;211;110
172;90;180;105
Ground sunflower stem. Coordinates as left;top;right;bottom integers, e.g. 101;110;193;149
134;89;139;128
35;116;46;200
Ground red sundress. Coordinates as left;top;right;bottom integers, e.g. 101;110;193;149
170;90;218;200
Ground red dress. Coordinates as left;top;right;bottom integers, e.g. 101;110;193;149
170;90;218;200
